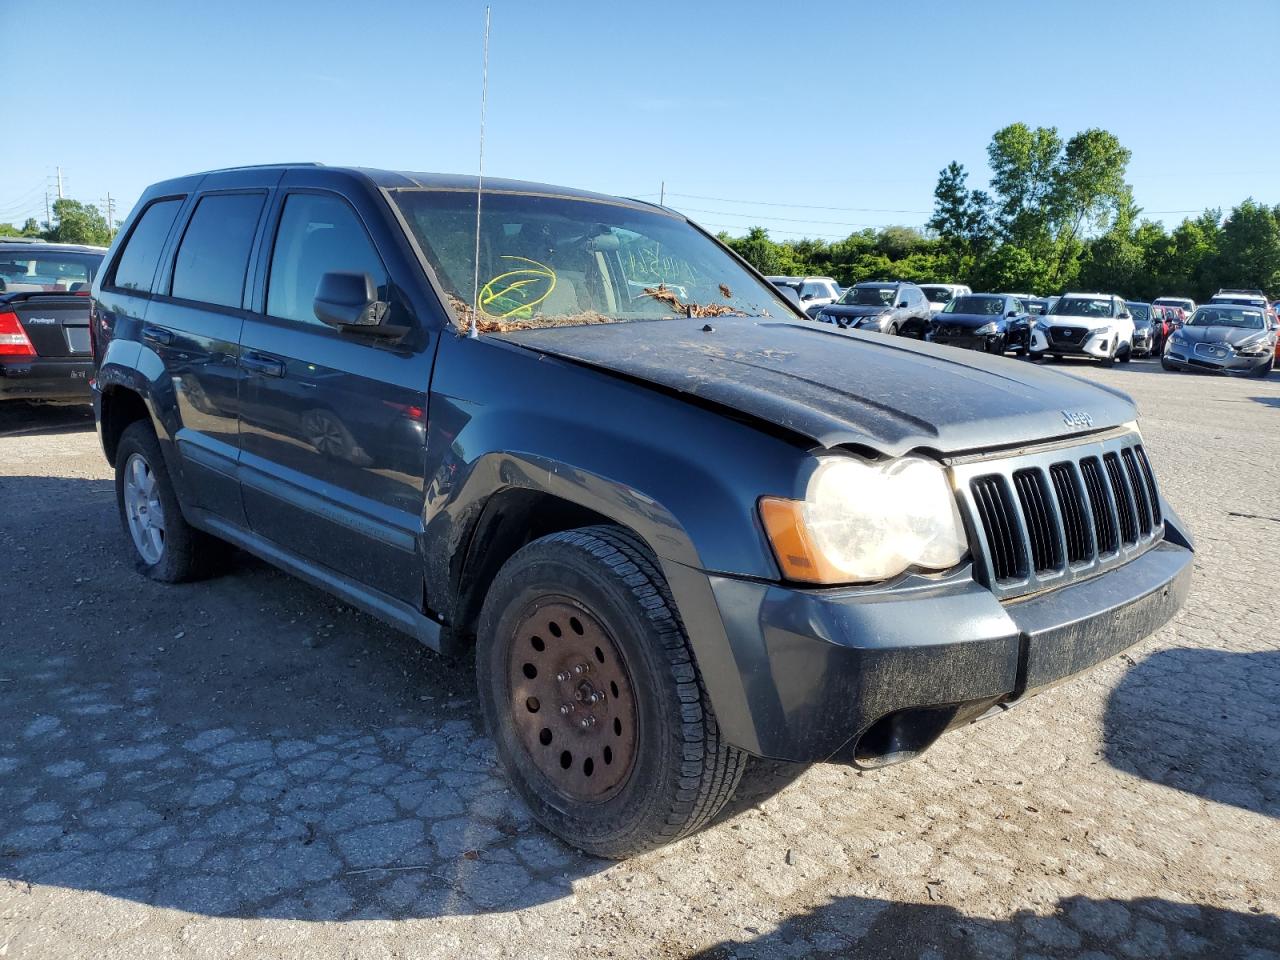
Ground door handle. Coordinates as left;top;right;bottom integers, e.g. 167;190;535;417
241;351;285;378
141;325;173;346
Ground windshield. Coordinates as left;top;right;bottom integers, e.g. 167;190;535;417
1128;303;1151;322
1153;298;1190;309
0;251;102;293
943;295;1004;315
1188;306;1265;329
838;285;896;306
1051;297;1115;318
920;286;953;304
389;190;791;332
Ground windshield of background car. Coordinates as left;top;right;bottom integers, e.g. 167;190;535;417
1051;297;1114;318
1128;304;1151;322
0;251;102;293
943;295;1004;315
839;285;895;306
921;286;953;304
1188;306;1265;329
389;190;791;331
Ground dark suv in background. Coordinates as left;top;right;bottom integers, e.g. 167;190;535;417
814;280;932;337
91;164;1192;857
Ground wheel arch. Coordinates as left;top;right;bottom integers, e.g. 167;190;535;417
99;383;153;467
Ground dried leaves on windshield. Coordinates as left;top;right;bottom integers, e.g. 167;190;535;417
448;296;615;335
448;283;740;336
642;284;739;319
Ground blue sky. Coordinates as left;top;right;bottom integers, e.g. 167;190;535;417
4;0;1277;239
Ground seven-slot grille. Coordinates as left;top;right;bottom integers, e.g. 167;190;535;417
955;433;1164;600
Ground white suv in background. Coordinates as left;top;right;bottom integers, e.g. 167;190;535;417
919;283;971;316
1031;292;1135;366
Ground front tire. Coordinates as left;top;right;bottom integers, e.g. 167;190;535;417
477;525;745;858
114;420;227;582
1250;355;1274;378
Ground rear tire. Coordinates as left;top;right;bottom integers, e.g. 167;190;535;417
1119;342;1132;364
114;420;228;582
1161;357;1178;371
1250;356;1274;378
477;525;745;858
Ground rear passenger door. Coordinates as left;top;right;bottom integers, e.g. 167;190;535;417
133;172;276;526
236;174;432;605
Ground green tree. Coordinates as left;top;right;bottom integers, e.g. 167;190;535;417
45;199;113;246
927;161;993;281
1208;199;1280;295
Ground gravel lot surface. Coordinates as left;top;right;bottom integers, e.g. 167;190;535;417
1;358;1278;959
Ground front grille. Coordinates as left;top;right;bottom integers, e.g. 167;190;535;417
955;432;1164;600
1049;326;1085;343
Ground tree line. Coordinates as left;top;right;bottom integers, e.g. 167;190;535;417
1;199;116;247
719;122;1279;302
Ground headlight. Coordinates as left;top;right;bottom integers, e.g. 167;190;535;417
759;456;968;584
1091;326;1112;338
1236;339;1270;356
1034;320;1048;331
974;322;998;336
1170;333;1188;346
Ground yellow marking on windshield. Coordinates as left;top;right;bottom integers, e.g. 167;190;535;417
480;256;558;319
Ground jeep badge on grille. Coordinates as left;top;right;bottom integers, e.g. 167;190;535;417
1062;410;1093;428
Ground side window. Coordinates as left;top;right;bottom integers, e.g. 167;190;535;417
111;198;183;293
170;193;266;308
266;193;387;326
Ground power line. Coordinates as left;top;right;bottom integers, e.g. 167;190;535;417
675;205;888;229
666;190;931;215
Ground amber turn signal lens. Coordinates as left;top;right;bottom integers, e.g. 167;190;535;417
758;496;842;584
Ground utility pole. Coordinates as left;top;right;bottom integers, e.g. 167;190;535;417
659;180;665;206
44;190;51;226
56;167;64;199
100;193;116;236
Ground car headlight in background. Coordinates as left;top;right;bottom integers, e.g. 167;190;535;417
1236;337;1269;356
1090;326;1112;338
974;322;998;336
759;456;968;584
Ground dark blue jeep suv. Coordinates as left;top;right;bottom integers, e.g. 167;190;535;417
91;164;1193;857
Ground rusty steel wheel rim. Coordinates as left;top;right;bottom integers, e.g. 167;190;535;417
507;598;638;804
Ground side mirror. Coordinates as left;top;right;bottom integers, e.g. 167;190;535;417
800;292;814;301
1118;312;1131;320
1007;310;1018;317
897;301;908;308
314;272;403;337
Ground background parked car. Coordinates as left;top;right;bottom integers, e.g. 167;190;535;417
927;293;1031;355
918;283;971;316
1126;301;1158;356
1162;303;1275;377
766;275;841;318
1030;292;1134;366
1153;295;1197;318
815;280;932;337
0;240;106;402
1021;297;1050;316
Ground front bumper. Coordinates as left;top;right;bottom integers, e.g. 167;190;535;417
699;519;1193;764
1030;328;1114;358
0;356;93;400
1163;342;1271;374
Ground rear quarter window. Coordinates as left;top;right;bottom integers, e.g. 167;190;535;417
170;193;267;308
110;198;183;293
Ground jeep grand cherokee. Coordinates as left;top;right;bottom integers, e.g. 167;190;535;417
91;164;1193;857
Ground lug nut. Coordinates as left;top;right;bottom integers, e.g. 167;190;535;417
573;662;589;675
588;692;604;704
556;671;571;682
559;704;574;716
578;715;596;729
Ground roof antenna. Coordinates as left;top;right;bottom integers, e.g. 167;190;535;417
468;5;492;339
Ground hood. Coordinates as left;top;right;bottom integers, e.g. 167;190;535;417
820;304;891;317
495;316;1136;457
932;312;1007;330
1176;324;1267;347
